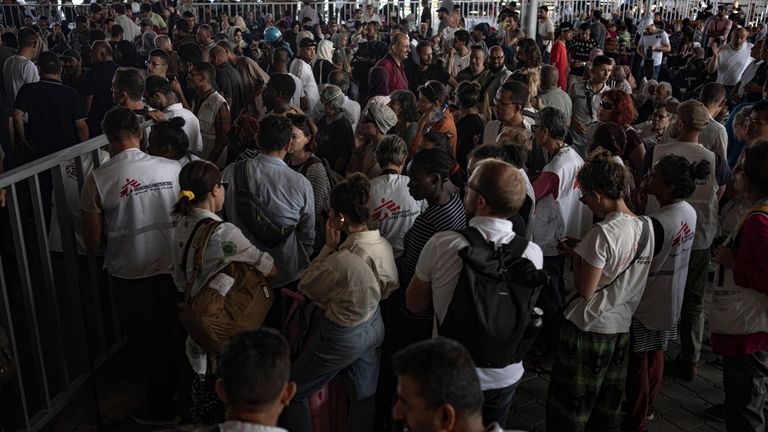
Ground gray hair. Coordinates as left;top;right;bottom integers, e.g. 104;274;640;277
657;81;672;95
376;135;408;167
538;106;569;140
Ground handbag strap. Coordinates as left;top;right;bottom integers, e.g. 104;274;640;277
183;219;224;301
601;217;651;289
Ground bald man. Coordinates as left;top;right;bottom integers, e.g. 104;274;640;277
209;43;245;117
375;32;410;91
484;45;512;109
707;28;753;91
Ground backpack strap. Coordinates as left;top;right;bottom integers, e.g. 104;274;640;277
298;155;323;177
458;226;528;259
184;219;224;301
600;217;651;289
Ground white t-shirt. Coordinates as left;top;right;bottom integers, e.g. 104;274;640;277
289;59;320;113
564;212;655;334
368;174;427;258
163;103;203;153
637;30;670;67
716;42;754;86
449;52;471;78
537;19;555;53
415;216;544;390
288;73;304;108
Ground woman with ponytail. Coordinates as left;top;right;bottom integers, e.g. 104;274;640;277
624;155;709;432
171;160;276;424
280;173;398;432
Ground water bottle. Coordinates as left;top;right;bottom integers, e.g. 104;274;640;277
423;102;450;135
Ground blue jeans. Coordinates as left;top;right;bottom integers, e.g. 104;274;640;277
482;381;520;427
280;308;385;432
652;65;661;81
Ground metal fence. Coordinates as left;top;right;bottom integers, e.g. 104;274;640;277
1;0;764;32
0;122;152;432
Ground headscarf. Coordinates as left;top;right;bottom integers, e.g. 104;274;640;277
366;102;398;134
233;15;247;31
139;30;157;57
227;26;247;50
367;66;390;99
296;30;314;48
316;39;335;63
320;84;346;121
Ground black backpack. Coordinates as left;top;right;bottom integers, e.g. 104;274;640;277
233;160;297;248
438;227;549;368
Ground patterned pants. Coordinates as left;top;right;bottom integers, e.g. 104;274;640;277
190;374;225;425
546;320;630;432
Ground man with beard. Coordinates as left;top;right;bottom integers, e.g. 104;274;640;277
482;45;511;110
406;40;450;94
61;50;89;96
405;159;543;428
707;28;753;94
455;46;490;88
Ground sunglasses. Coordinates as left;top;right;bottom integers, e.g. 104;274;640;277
600;100;615;110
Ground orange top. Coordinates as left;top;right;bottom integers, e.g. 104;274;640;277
409;111;458;157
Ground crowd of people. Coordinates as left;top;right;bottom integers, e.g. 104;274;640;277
1;0;768;431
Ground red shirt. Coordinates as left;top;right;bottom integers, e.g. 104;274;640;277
551;40;569;91
376;54;409;92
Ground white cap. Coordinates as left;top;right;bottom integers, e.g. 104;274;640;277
639;16;654;28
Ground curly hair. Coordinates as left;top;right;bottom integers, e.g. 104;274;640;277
329;173;371;224
590;122;627;156
601;89;636;125
516;38;542;69
577;159;631;200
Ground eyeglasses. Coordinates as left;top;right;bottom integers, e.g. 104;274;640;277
600;100;615;110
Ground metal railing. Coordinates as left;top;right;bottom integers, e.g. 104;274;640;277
2;0;763;32
0;121;152;431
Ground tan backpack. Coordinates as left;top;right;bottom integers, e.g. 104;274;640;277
179;220;275;359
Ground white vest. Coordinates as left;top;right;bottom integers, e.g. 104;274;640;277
194;91;228;167
651;142;718;250
710;202;768;335
533;146;591;255
91;149;181;279
634;201;697;331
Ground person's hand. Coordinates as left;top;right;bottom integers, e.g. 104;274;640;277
147;110;169;123
169;76;184;95
325;219;341;249
353;132;365;149
711;42;720;56
715;245;736;269
557;237;580;259
427;107;444;124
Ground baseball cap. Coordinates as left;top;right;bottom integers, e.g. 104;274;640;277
473;23;490;35
299;37;318;48
60;49;81;60
559;21;573;32
676;100;710;130
639;16;654;28
436;6;449;13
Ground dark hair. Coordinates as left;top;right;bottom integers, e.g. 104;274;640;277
538;106;569;140
267;73;296;98
113;3;126;14
653;154;710;199
178;42;204;63
421;131;452;154
592;54;613;68
172;160;219;216
577;159;630;200
286;113;316;152
590;122;627;155
410;147;464;190
111;24;124;38
75;14;88;25
699;82;726;107
259;114;293;152
102;106;141;142
419;80;446;105
145;74;175;98
149;48;170;64
392;337;484;418
743;140;768;196
416;39;431;53
273;47;291;65
191;62;216;84
113;68;145;101
454;29;470;45
140;3;152;13
329;173;371;224
517;38;542;68
219;328;291;411
38;51;61;74
390;90;418;120
328;70;350;93
150;117;190;160
1;32;17;49
17;27;38;48
457;81;482;109
175;18;190;33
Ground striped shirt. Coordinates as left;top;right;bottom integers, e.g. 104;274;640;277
396;192;467;318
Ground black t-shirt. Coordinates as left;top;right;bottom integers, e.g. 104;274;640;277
82;61;119;137
110;40;140;68
405;63;450;94
14;78;87;155
316;116;354;175
455;113;485;170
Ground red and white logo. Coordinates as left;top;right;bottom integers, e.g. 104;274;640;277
672;222;693;247
371;199;402;221
120;179;142;197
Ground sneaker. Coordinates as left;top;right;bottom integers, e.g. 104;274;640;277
131;406;181;427
704;404;725;422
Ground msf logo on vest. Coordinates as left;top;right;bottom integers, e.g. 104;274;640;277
120;178;175;198
672;221;694;247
